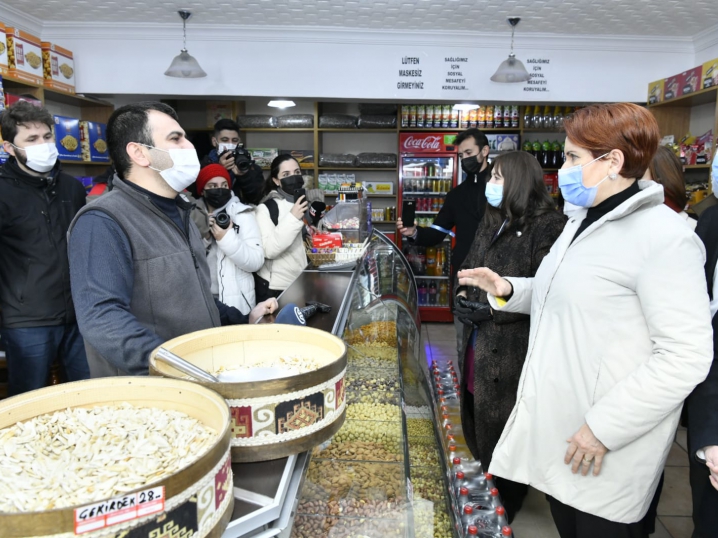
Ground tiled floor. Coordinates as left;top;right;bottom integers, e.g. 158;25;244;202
421;322;695;538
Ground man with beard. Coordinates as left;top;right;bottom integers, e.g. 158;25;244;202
0;101;90;395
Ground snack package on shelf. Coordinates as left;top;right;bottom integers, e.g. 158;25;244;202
4;92;42;107
365;181;394;195
53;115;82;161
280;149;314;167
205;101;233;127
248;148;278;168
664;73;684;100
703;58;718;89
41;42;75;94
681;66;702;95
0;23;7;76
6;28;43;85
79;121;109;163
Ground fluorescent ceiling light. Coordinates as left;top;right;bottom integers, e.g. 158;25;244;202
268;100;296;108
452;104;480;112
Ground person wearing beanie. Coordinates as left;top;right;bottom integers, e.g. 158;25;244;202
191;163;264;315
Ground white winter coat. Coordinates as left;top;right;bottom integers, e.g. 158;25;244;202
255;191;307;290
487;181;713;523
195;196;264;314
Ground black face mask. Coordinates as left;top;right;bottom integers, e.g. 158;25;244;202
279;174;304;196
461;154;483;176
203;187;232;209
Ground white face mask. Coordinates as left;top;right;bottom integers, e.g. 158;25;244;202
218;143;236;154
140;144;200;192
12;142;58;173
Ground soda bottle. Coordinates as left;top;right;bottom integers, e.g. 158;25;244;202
504;105;511;128
541;140;551;168
543;105;553;130
511;105;520;128
426;247;437;276
467;525;479;536
522;105;532;128
553;105;563;129
429;281;438;305
417;246;426;275
492;105;501;128
417;104;426;128
502;526;514;537
478;106;487;128
460;110;469;129
450;108;460;128
522;140;532;155
473;506;509;536
461;505;478;534
532;140;542;163
469;108;478;128
532;105;542;129
418;280;427;305
442;105;451;128
552;140;562;168
401;106;409;128
486;106;494;128
409;105;417;127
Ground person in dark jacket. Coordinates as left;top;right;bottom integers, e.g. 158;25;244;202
87;164;115;201
397;128;491;357
455;151;565;522
688;168;718;537
68;102;277;377
200;118;265;206
0;101;90;395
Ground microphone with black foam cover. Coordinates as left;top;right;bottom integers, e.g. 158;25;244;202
307;201;327;226
273;303;307;326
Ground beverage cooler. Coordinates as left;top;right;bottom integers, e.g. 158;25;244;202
398;133;460;323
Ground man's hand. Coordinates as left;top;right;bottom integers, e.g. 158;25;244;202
565;423;609;477
218;151;240;175
397;218;417;238
209;216;229;241
249;298;279;324
705;445;718;490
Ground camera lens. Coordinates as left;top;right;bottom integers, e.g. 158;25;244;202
215;211;231;230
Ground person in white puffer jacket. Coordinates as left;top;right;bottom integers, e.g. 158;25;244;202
191;164;264;315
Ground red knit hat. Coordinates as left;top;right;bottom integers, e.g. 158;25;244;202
196;164;231;195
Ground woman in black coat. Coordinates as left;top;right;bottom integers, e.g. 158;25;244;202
455;151;566;522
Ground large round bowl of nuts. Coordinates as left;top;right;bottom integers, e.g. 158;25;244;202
0;377;233;538
149;325;347;463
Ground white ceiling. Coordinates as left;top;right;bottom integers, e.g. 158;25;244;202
5;0;718;37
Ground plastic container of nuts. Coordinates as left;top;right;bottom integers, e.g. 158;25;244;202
291;513;406;538
312;419;404;463
0;377;233;538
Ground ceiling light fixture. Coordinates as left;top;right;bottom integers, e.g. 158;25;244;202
452;103;480;112
490;17;530;84
164;10;207;78
268;100;296;109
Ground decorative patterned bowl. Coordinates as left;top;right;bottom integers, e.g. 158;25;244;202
149;325;347;463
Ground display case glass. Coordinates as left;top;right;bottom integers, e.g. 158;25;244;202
293;231;456;538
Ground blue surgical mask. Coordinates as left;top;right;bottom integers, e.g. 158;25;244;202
485;182;503;208
558;153;610;208
712;152;718;200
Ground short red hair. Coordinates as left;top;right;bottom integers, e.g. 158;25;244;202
563;103;660;179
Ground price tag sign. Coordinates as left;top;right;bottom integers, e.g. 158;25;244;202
74;486;165;534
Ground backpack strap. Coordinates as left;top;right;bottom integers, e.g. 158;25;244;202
263;198;280;226
88;183;108;197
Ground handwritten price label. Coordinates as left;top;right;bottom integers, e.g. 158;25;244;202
74;486;165;534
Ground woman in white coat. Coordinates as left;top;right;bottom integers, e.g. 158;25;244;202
458;103;713;538
254;155;309;302
191;164;264;314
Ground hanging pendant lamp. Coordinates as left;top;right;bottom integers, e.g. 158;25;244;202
490;17;530;83
165;10;207;78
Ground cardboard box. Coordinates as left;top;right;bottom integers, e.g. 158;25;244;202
248;148;278;169
543;172;558;194
703;58;718;89
6;28;43;85
5;92;42;107
493;134;520;152
312;233;343;249
681;67;702;95
280;149;314;167
647;79;665;104
79;121;109;163
53;115;82;161
0;23;8;76
664;73;684;100
41;42;75;94
365;181;394;195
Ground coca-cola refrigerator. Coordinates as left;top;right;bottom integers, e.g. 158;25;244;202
399;133;460;323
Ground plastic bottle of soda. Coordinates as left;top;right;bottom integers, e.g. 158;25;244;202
429;281;437;305
418;280;427;305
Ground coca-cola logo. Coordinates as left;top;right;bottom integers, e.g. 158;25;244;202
402;135;441;151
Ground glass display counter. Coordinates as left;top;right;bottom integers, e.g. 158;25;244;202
292;231;456;538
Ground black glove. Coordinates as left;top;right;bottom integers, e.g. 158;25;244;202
454;295;493;327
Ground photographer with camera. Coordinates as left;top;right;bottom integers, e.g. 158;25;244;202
201;119;265;206
191;164;264;315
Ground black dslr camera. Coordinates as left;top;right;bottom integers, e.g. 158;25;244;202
220;144;254;173
214;211;232;230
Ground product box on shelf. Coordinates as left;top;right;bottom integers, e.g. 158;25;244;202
543;173;558;194
248;148;278;168
206;101;233;127
365;181;394;195
489;134;520;152
41;42;75;94
703;58;718;89
53;115;82;161
5;92;42;107
312;233;343;249
681;67;702;95
280;149;314;168
0;23;7;76
79;121;109;163
664;73;684;101
647;79;664;104
6;28;43;85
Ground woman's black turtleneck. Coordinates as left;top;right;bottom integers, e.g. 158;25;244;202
571;180;640;243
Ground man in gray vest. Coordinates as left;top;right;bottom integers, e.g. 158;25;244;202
68;102;277;377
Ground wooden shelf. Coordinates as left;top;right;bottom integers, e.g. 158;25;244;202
318;167;397;171
324;193;396;198
239;128;314;132
648;86;718;108
522;129;565;133
3;74;113;108
400;127;520;132
318;128;397;133
685;164;711;170
371;221;397;224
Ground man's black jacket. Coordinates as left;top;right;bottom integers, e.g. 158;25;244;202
0;158;86;328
